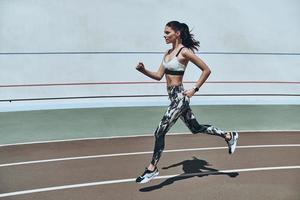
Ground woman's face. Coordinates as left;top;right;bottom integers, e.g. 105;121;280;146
164;26;180;44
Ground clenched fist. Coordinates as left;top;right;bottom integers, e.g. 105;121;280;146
136;62;145;72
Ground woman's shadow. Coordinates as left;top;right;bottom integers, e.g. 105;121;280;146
139;156;239;192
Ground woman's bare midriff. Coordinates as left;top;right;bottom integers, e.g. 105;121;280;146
166;74;183;86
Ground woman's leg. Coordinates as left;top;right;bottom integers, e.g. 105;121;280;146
151;96;189;166
180;107;226;138
136;95;189;183
180;107;239;154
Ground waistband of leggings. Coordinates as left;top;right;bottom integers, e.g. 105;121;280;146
167;84;184;92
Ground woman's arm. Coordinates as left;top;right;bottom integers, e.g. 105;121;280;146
136;62;165;81
182;49;211;97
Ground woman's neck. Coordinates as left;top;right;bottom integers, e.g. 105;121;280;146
172;40;182;50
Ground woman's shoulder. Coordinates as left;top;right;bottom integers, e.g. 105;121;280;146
181;47;194;57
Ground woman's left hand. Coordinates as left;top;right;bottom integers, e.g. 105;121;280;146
183;89;196;98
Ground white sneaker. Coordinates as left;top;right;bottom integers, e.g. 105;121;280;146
136;167;159;184
226;132;239;154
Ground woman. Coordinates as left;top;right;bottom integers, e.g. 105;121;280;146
135;21;238;184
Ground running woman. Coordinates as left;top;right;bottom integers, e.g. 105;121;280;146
135;21;238;184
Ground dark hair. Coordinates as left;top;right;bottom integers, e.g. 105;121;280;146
166;21;200;52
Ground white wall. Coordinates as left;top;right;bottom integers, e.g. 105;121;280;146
0;0;300;111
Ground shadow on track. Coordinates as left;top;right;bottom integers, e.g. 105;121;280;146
139;156;239;192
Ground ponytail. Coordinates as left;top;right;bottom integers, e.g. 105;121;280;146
166;21;200;52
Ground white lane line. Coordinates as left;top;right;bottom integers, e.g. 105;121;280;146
0;132;189;147
0;130;299;147
0;165;299;198
1;144;300;168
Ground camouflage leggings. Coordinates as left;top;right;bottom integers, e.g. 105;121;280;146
151;85;226;165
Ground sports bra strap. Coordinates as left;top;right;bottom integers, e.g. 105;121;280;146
176;47;185;57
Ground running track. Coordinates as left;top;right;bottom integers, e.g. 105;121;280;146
0;131;299;200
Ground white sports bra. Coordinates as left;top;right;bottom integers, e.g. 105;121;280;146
163;47;186;76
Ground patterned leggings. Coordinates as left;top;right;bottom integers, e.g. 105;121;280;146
151;85;226;165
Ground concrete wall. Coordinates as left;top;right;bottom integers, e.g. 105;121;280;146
0;0;300;111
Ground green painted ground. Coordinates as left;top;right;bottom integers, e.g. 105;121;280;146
0;105;299;145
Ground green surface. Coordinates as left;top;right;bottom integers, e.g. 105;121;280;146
0;105;299;145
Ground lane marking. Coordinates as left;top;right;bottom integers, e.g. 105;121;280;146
0;130;299;147
1;144;300;168
0;165;299;198
0;132;190;147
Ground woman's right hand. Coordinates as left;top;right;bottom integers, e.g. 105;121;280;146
136;62;145;72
